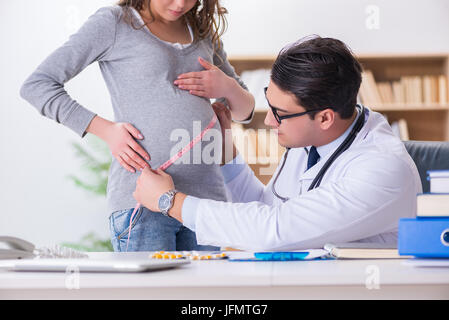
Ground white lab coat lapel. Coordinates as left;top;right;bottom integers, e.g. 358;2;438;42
297;107;373;194
298;148;332;193
270;107;374;202
269;148;307;203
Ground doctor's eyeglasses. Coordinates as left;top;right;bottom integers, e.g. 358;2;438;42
264;87;326;124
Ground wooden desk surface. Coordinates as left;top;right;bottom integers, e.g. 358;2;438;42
1;252;448;299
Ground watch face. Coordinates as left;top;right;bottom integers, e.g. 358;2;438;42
158;194;171;211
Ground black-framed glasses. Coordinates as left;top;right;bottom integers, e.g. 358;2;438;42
264;87;325;124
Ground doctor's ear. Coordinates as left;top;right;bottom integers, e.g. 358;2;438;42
317;109;335;130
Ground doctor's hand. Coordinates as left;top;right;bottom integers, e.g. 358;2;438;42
133;166;174;212
174;57;233;99
212;101;232;134
212;102;237;165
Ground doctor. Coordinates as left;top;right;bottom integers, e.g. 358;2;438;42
133;36;422;250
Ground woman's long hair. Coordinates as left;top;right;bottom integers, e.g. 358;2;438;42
117;0;228;50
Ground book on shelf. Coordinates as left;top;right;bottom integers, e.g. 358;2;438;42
392;81;404;104
390;118;409;141
422;75;433;105
358;70;449;107
377;81;394;104
439;75;448;104
240;68;271;111
359;70;382;106
428;170;449;194
232;125;284;165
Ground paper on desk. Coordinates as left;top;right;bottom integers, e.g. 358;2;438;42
402;258;449;268
303;249;329;259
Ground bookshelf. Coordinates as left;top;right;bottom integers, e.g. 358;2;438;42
229;53;449;184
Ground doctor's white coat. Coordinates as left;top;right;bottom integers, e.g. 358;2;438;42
185;108;422;251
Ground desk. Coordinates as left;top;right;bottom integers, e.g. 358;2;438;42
0;252;449;299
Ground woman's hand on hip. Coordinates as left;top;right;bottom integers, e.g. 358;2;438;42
103;122;151;173
86;116;150;173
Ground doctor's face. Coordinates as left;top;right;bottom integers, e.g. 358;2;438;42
264;82;319;148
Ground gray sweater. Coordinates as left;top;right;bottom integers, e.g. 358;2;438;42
20;5;249;213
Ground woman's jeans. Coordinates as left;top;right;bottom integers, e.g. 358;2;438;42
109;206;219;252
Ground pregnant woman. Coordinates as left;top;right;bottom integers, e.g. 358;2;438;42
20;0;255;251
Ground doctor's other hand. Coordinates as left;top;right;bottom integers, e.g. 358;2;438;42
212;101;232;133
86;116;150;173
133;167;175;212
212;102;236;165
174;57;233;99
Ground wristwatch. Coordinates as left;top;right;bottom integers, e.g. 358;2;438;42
158;189;177;217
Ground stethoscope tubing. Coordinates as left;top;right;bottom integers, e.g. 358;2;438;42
272;105;366;202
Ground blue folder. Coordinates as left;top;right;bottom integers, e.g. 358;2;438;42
398;218;449;258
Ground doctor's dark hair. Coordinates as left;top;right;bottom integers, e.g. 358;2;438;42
271;36;362;119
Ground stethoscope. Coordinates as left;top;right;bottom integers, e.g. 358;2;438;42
272;105;366;202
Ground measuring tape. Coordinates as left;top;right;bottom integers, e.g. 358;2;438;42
126;114;218;251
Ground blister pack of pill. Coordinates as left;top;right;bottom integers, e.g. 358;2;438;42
149;251;227;260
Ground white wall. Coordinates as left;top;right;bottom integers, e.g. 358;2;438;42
1;0;448;248
221;0;449;55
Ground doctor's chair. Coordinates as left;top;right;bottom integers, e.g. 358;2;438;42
403;140;449;193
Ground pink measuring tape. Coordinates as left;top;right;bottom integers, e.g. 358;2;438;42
125;114;218;251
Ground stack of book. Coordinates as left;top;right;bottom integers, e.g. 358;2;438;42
358;71;449;107
398;170;449;258
231;123;285;165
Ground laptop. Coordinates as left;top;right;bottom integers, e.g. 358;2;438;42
0;257;190;273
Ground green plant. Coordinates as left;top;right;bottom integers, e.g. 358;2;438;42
61;232;113;252
67;135;111;196
63;135;113;251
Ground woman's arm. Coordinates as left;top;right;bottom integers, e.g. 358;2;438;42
217;73;255;122
212;41;255;122
19;7;150;172
19;7;117;138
